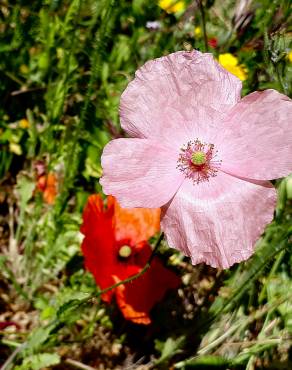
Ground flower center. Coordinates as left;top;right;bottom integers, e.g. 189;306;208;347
118;245;132;258
191;151;206;166
177;139;221;184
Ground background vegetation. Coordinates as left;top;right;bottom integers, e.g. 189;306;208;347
0;0;291;369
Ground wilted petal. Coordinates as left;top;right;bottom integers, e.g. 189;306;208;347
161;172;276;268
220;90;292;180
100;138;184;208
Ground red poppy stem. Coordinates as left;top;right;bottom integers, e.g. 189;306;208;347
96;232;164;297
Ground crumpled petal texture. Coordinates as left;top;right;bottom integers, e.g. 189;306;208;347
120;50;242;143
220;90;292;180
100;138;184;208
100;50;292;269
161;172;277;268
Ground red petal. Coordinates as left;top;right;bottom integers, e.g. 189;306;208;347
108;195;161;244
81;195;117;301
80;195;176;310
115;257;180;324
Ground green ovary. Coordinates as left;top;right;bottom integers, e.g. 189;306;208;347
191;151;206;166
119;245;132;258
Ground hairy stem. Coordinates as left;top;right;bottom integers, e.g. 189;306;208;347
197;0;209;52
96;232;164;297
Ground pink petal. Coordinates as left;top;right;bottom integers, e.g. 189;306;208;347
120;50;242;147
100;138;184;208
220;90;292;180
161;172;276;268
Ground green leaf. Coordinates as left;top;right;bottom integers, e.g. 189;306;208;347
26;326;53;352
267;274;292;331
175;355;230;369
207;226;291;325
15;353;60;370
155;336;185;365
56;291;90;323
16;175;35;211
64;0;81;32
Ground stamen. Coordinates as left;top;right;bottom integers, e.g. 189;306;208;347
177;139;221;184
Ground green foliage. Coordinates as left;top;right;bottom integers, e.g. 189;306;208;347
0;0;291;369
155;336;185;365
175;355;231;369
14;353;60;370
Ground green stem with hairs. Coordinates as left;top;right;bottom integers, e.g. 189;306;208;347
96;232;164;297
196;0;209;52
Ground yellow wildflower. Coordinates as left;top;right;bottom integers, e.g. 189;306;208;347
9;143;22;155
19;118;30;129
288;50;292;63
218;53;248;81
158;0;185;13
194;26;202;37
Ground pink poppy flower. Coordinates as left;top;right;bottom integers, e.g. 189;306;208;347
100;50;292;269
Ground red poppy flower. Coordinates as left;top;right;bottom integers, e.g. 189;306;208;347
81;195;180;325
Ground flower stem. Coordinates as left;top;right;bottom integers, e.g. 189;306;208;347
197;0;209;52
